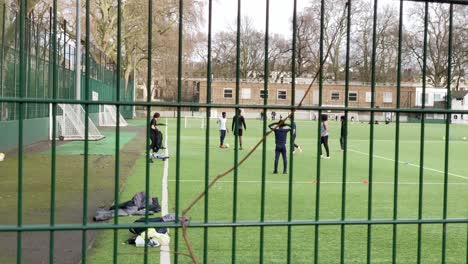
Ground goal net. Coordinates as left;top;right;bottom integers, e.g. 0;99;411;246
99;104;129;127
184;116;206;129
51;104;104;141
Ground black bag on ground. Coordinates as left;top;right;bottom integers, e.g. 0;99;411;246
130;217;167;235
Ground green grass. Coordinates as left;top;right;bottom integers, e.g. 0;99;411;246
88;118;468;263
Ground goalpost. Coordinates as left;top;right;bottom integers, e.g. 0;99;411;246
99;104;129;127
184;116;206;129
50;104;105;141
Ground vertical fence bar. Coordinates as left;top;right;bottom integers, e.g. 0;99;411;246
113;0;122;263
62;21;66;99
17;0;27;262
340;0;352;263
0;4;5;116
35;14;40;118
314;0;325;263
441;4;453;264
203;0;213;263
367;0;378;263
287;1;297;263
49;0;58;263
144;0;152;262
259;1;269;262
392;1;404;263
175;0;183;263
26;13;31;117
49;0;58;264
417;3;429;263
232;0;241;263
81;0;90;262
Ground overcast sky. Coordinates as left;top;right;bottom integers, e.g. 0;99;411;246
207;0;406;36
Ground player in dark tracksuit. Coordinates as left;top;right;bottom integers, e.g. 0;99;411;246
232;110;247;150
269;121;291;174
149;112;165;162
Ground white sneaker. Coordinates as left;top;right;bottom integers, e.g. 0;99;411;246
299;146;303;152
323;156;331;159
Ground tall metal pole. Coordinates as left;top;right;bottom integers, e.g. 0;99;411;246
75;0;81;99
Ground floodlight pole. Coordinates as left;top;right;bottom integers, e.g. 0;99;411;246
75;0;81;100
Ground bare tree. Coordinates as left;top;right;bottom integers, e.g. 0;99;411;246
406;3;467;88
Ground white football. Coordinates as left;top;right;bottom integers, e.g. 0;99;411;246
463;137;467;141
0;152;5;162
225;144;230;148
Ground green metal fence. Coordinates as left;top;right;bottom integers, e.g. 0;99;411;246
0;0;467;264
0;5;134;120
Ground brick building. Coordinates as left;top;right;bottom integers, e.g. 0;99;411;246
196;80;416;121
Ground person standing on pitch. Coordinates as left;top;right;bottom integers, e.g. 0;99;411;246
217;112;228;148
269;121;291;174
149;112;165;162
232;109;247;150
320;114;330;159
340;115;347;151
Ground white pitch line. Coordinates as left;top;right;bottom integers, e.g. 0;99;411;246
348;148;468;180
160;119;170;264
168;179;468;185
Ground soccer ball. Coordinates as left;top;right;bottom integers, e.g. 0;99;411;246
225;143;230;148
463;137;467;141
0;152;5;162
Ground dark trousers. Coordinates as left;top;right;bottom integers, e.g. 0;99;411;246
274;144;287;173
340;135;346;150
149;132;158;152
320;135;329;157
220;130;226;145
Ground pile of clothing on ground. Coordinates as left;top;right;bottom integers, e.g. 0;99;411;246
127;213;176;248
93;192;161;221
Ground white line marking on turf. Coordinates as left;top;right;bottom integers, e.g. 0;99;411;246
347;148;468;180
168;179;468;185
161;120;170;264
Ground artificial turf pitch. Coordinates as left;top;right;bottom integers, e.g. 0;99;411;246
88;118;467;264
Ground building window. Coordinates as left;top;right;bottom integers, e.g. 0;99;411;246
224;88;233;98
241;88;251;99
277;90;287;100
349;92;358;102
365;92;372;102
331;92;340;101
383;92;392;103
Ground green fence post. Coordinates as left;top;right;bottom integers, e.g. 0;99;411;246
81;0;91;262
392;1;404;263
49;0;58;263
113;0;122;263
0;4;5;116
232;1;241;263
259;0;270;263
441;3;453;264
174;0;184;263
314;0;325;263
144;0;152;263
417;3;429;263
287;1;297;263
17;0;28;263
203;1;213;263
341;1;352;263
